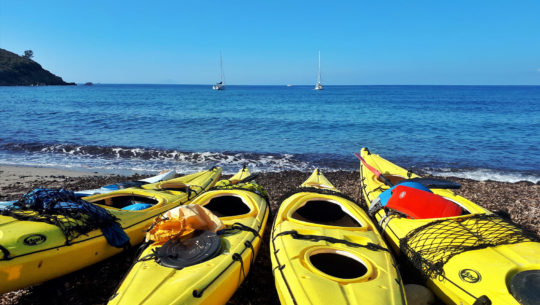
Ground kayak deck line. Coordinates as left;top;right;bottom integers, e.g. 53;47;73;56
192;212;268;298
270;215;299;305
272;230;390;253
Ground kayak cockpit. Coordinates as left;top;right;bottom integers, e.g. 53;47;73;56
203;195;251;217
292;200;362;227
308;249;370;280
90;195;159;210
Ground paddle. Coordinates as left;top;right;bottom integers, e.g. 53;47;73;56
354;152;460;189
354;152;393;187
354;151;397;216
397;177;461;190
238;173;259;184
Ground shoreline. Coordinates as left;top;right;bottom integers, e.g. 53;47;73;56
1;166;538;305
0;165;108;188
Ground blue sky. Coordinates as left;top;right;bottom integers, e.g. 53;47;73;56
1;1;539;85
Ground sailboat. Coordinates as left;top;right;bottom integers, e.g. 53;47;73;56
212;51;225;90
314;50;323;90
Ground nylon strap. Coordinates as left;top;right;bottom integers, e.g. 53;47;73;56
273;230;390;252
219;222;261;238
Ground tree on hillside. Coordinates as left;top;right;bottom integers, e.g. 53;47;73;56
23;50;34;59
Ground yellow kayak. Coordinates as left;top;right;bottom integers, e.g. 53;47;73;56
108;167;269;305
0;167;221;293
270;169;407;305
359;148;540;305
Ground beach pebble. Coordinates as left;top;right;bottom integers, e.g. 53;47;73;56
405;284;435;305
0;170;538;305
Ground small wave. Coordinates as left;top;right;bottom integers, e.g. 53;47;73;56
2;142;538;183
0;143;312;174
426;168;540;184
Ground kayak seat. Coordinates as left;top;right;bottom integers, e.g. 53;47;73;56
386;185;462;219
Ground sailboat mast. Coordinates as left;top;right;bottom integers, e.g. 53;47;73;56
317;50;321;83
219;51;224;84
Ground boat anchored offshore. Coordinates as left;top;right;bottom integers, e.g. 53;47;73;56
314;50;323;90
270;169;406;305
0;167;221;293
358;147;540;305
108;166;269;305
212;51;225;90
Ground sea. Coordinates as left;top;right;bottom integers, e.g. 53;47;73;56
0;85;539;183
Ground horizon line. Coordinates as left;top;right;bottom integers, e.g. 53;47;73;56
71;83;540;87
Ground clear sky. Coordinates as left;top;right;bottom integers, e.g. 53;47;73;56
1;0;539;85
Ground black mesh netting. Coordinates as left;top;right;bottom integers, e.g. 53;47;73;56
400;213;539;279
0;188;129;247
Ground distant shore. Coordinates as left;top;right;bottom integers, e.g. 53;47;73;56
0;165;538;305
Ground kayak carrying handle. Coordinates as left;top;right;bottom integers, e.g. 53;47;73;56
354;152;394;187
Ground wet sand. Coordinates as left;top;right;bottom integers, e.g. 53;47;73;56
0;166;538;305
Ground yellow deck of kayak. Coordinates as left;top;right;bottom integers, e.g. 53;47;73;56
108;167;269;305
270;169;406;305
359;148;540;305
0;167;221;293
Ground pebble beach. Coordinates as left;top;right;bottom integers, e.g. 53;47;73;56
0;166;538;305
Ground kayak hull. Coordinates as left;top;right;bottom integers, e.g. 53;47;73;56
270;169;406;305
0;167;221;293
359;148;540;305
108;168;269;305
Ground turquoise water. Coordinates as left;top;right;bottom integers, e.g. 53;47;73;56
0;84;539;182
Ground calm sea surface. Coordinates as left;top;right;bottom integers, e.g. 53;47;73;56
0;85;539;182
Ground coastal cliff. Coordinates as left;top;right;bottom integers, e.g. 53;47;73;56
0;48;75;86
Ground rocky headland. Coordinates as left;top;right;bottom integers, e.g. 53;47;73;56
0;48;75;86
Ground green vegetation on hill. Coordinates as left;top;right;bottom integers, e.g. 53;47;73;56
0;48;75;86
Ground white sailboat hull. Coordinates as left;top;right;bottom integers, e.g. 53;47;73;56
212;83;225;90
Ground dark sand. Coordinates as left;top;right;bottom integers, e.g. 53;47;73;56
0;168;538;305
